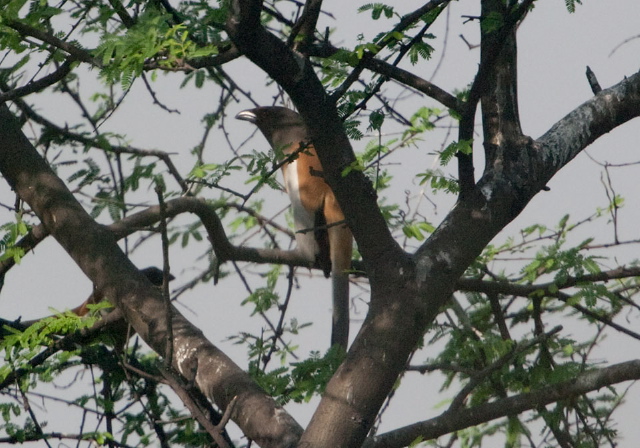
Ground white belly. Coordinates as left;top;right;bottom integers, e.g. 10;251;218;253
283;159;319;261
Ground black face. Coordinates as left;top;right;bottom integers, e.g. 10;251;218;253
140;267;174;285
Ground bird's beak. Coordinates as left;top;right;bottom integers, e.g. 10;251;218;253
235;110;257;123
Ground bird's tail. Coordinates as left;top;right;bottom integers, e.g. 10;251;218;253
328;222;352;350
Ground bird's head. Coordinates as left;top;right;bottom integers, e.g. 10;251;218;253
236;106;308;150
140;267;175;286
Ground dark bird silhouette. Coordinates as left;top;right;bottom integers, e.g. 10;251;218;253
1;267;173;342
236;106;352;349
65;266;174;317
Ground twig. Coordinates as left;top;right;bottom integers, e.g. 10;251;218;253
0;60;73;103
261;265;297;369
600;166;620;244
6;20;98;66
141;73;180;114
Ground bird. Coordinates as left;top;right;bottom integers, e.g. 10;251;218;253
236;106;352;349
2;267;173;344
65;266;174;317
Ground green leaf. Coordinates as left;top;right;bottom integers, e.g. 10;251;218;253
565;0;583;13
358;3;395;20
368;109;385;131
439;139;472;166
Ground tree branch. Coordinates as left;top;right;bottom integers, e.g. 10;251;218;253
457;277;640;341
458;265;640;296
107;197;316;267
537;70;640;177
366;360;640;448
359;50;463;113
329;0;450;103
6;20;98;66
4;94;189;192
307;41;462;112
289;0;324;53
106;0;136;28
0;60;74;103
228;3;420;447
0;104;303;448
448;326;562;411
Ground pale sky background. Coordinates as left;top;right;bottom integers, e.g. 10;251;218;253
1;0;640;446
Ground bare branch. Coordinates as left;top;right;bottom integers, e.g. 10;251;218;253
0;60;74;103
359;53;463;113
457;275;640;340
330;1;450;102
6;20;98;66
307;41;462;112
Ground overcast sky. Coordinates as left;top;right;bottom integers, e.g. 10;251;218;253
2;0;640;444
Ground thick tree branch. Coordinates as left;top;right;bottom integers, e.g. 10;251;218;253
458;0;535;197
0;196;315;287
458;265;640;297
0;104;302;448
227;4;640;448
109;196;327;269
289;0;323;53
537;71;640;175
466;0;534;110
228;3;421;447
227;3;640;446
366;360;640;448
413;72;640;303
479;0;527;182
401;69;640;447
